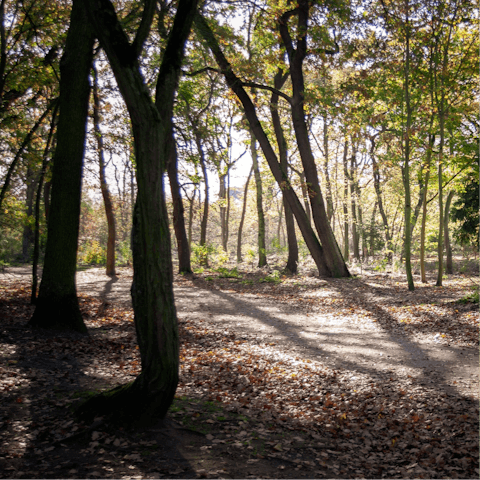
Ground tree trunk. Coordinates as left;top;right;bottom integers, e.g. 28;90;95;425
194;13;332;276
278;1;349;278
270;68;298;273
371;150;393;262
197;132;209;249
342;141;349;261
349;146;360;261
250;128;267;267
0;100;56;214
402;1;415;291
77;0;198;425
187;184;196;249
22;166;37;263
92;61;116;276
219;172;228;252
31;104;58;304
369;201;377;257
237;166;253;262
444;190;454;275
166;134;192;274
29;0;94;333
420;134;434;283
322;115;334;222
299;170;312;225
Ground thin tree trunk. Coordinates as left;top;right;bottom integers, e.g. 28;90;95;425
403;1;414;291
29;0;94;332
342;141;349;261
369;201;377;257
0;99;56;213
299;170;311;225
251;128;267;267
22;166;37;262
92;61;116;276
323;115;334;221
237;166;253;262
225;167;230;253
188;185;196;249
219;172;227;252
197;132;209;249
31;104;58;304
166;135;192;273
270;68;298;273
444;190;454;275
420;134;434;283
350;146;360;261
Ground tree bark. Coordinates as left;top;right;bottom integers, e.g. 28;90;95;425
29;0;94;333
342;141;349;261
420;134;434;283
31;104;58;304
92;61;116;276
194;13;332;276
77;0;198;424
166;134;192;273
444;190;454;275
278;1;349;278
196;131;209;249
250;128;267;267
237;166;253;262
349;146;360;261
270;68;298;274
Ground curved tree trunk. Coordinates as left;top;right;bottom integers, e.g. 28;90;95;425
29;0;94;333
77;0;198;425
194;13;331;276
92;61;116;276
278;1;349;278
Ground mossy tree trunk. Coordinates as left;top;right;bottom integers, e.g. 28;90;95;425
77;0;198;425
29;0;94;333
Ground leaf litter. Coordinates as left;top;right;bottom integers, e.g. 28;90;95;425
0;266;478;478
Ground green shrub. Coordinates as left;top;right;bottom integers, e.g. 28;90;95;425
216;266;241;278
81;241;107;265
117;240;132;266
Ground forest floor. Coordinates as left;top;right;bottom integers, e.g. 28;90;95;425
0;262;478;479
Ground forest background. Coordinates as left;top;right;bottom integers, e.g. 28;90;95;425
0;0;478;477
0;0;478;286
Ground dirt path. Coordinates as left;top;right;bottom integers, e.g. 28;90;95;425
66;266;478;401
1;266;478;479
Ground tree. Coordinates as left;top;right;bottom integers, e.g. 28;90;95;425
29;0;95;333
277;0;349;278
92;60;116;277
77;0;198;424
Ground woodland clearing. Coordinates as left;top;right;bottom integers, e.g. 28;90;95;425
0;264;478;479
